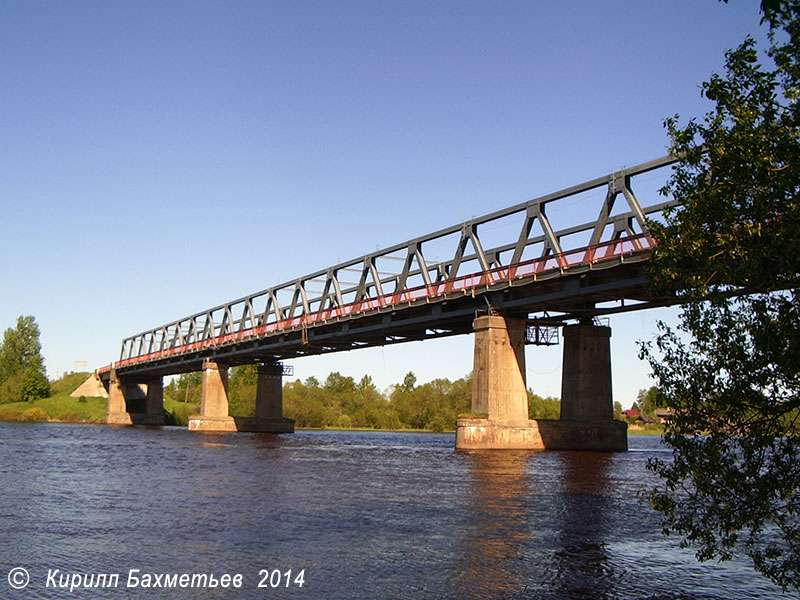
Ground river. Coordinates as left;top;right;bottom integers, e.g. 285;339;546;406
0;422;792;599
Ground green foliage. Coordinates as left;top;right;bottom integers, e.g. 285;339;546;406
0;316;49;403
164;400;198;426
389;375;472;431
636;386;667;416
228;365;258;416
21;362;50;402
50;372;91;396
164;372;202;405
613;401;623;420
527;390;560;419
279;370;490;432
642;2;800;590
0;373;24;406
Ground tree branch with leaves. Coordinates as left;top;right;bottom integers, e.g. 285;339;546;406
640;1;800;590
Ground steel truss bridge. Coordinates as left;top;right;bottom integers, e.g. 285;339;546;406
105;155;678;378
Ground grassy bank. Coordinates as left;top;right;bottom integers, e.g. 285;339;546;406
0;400;664;439
0;395;107;423
627;423;665;435
0;372;105;422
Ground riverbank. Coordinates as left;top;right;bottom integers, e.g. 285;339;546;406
0;399;661;436
0;371;108;423
0;372;661;434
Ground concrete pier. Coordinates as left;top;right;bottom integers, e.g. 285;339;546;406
106;369;165;426
471;314;529;421
107;368;133;425
188;360;237;432
456;315;626;451
560;323;613;421
188;360;294;433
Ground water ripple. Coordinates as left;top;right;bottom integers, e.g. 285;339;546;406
0;424;792;600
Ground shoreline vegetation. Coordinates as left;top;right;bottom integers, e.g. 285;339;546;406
0;371;664;435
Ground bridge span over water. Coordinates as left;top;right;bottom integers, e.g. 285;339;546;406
100;155;678;451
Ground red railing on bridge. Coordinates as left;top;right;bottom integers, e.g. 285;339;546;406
107;233;653;371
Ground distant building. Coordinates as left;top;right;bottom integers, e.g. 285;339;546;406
653;408;675;424
624;408;640;419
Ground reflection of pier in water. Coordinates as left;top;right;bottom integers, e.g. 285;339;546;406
456;450;616;600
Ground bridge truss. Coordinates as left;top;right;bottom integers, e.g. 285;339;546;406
111;156;678;377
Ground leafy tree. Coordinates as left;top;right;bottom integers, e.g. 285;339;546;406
164;372;202;405
0;316;49;403
401;371;417;392
640;1;800;589
21;358;50;402
389;374;472;431
324;371;356;396
636;386;667;416
228;365;259;416
527;391;560;419
613;401;624;421
284;378;332;427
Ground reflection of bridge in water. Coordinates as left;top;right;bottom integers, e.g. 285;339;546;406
99;156;678;450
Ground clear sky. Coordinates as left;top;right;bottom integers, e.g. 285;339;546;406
1;1;768;407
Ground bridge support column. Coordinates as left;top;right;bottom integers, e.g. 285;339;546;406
188;361;238;432
471;314;529;421
106;369;164;426
560;323;613;421
552;322;627;450
143;376;165;425
456;317;626;451
255;363;284;420
188;360;294;433
107;369;133;425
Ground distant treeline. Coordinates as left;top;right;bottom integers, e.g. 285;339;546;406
164;367;560;432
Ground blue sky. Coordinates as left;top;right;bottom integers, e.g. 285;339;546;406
1;1;766;406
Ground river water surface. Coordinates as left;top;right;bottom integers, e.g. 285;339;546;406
0;422;793;599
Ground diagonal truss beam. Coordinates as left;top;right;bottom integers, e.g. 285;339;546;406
118;156;677;365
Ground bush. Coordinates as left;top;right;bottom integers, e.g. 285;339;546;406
333;414;353;429
20;407;49;422
0;406;21;421
426;413;454;433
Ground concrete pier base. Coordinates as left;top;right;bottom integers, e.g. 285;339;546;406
188;360;294;433
106;369;164;426
187;416;295;433
456;418;627;451
189;360;235;432
456;314;627;452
